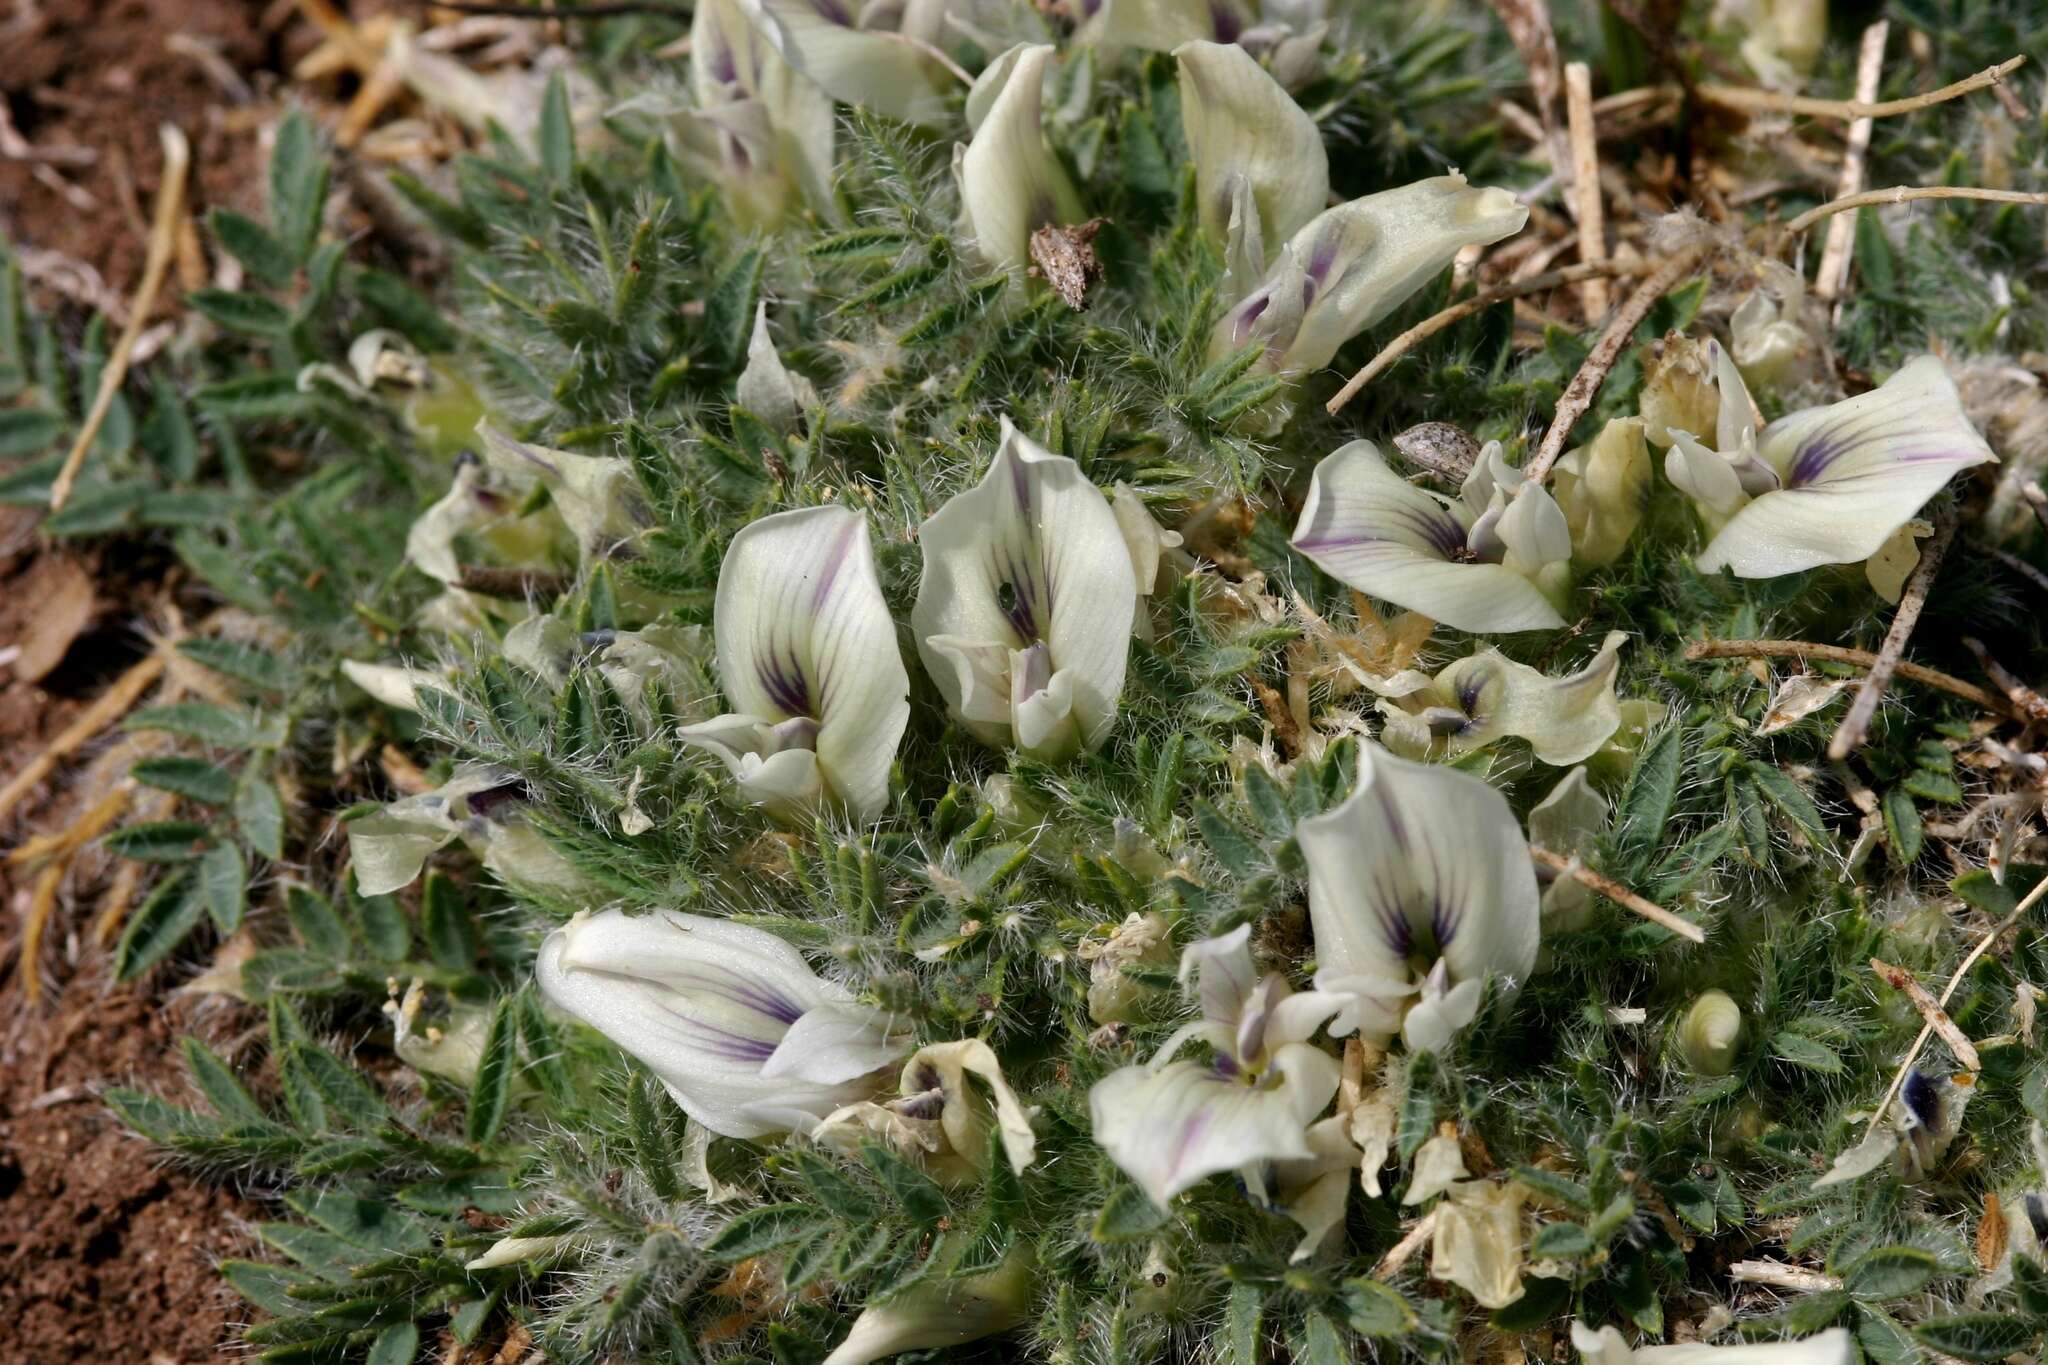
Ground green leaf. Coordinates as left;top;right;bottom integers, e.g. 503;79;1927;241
0;406;63;457
366;1323;418;1365
270;109;329;263
286;1043;388;1130
539;73;575;185
131;755;238;806
1091;1183;1170;1242
179;638;292;692
1770;1030;1844;1075
466;999;515;1144
115;870;203;980
1617;725;1681;863
1342;1279;1416;1337
1745;760;1830;849
190;288;292;337
1530;1221;1594;1258
1911;1313;2037;1361
423;872;478;973
703;246;765;370
105;820;209;862
2012;1253;2048;1319
236;776;286;860
195;841;247;933
705;1203;824;1261
221;1259;321;1315
1295;1313;1347;1365
1213;1283;1263;1364
629;1070;683;1202
209;207;298;287
285;885;351;959
1397;1050;1436;1160
1843;1244;1938;1299
127;701;286;748
1882;787;1923;863
355;268;460;353
182;1036;271;1128
862;1140;948;1224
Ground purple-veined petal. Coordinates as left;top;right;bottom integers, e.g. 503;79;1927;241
1088;1043;1339;1205
1297;744;1540;1047
537;910;885;1139
912;418;1136;755
1292;441;1566;633
1175;40;1327;275
1219;176;1526;375
957;45;1085;275
1697;356;1997;578
732;0;955;127
702;504;909;819
761;1000;913;1085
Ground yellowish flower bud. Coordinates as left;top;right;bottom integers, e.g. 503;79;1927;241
1679;990;1744;1077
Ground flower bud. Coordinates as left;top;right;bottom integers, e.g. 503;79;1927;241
1679;990;1744;1077
821;1242;1034;1365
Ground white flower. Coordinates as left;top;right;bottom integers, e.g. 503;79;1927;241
1212;175;1526;376
1297;743;1541;1052
1729;262;1824;396
346;765;584;897
1528;767;1609;933
1292;440;1571;633
678;504;910;821
1813;1068;1978;1188
1431;1177;1528;1308
1364;631;1631;767
737;303;821;434
815;1038;1037;1183
340;660;448;712
477;424;647;567
675;0;837;228
1174;41;1326;291
956;45;1085;276
404;453;565;587
1243;1114;1359;1262
536;909;911;1139
1571;1320;1851;1364
1667;354;1996;578
734;0;957;128
1089;925;1341;1206
912;418;1136;760
820;1243;1034;1365
1553;417;1652;568
465;1234;576;1272
383;979;492;1086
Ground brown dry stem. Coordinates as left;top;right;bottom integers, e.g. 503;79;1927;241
1828;507;1956;759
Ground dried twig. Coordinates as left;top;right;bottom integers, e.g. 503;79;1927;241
456;566;577;599
1528;845;1706;943
48;125;190;513
1962;637;2048;723
1730;1259;1844;1293
1327;259;1648;413
0;654;167;825
1788;185;2048;237
1523;243;1709;485
1828;507;1956;759
1984;544;2048;598
1373;1210;1438;1277
1871;958;1982;1073
1816;22;1888;303
1563;62;1608;318
1485;0;1567;171
1863;871;2048;1139
1683;638;2013;717
1696;54;2024;121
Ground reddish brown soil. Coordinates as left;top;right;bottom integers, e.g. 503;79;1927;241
3;5;314;1360
1;0;280;303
